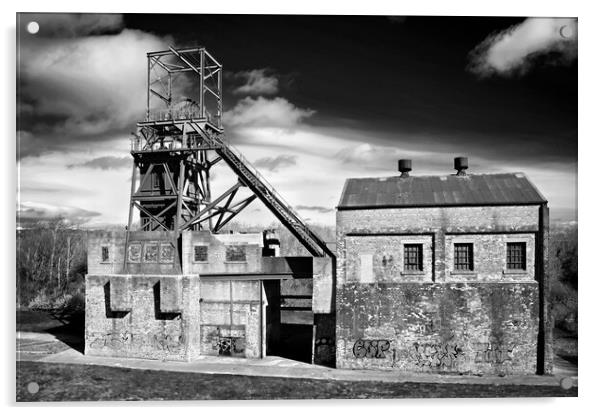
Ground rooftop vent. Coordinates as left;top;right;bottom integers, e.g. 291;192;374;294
454;157;468;176
398;159;412;177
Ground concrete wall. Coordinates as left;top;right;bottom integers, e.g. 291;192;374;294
85;274;200;361
87;231;125;274
181;231;262;274
336;282;539;375
85;274;266;361
335;204;547;374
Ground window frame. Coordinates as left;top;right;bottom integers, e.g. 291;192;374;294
506;241;527;271
100;245;110;263
193;244;209;263
403;243;424;272
225;244;247;263
453;242;474;272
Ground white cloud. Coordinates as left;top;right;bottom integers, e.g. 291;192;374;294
223;97;314;129
19;28;170;137
468;17;577;77
233;69;279;95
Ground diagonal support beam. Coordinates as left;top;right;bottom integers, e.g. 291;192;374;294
213;195;257;233
179;181;242;231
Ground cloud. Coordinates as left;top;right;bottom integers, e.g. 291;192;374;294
295;205;333;214
18;201;101;223
21;13;124;37
253;155;297;172
18;25;170;158
67;156;131;170
223;97;315;129
468;17;577;77
233;69;279;95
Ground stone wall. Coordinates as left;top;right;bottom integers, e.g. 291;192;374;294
335;204;549;374
336;282;539;375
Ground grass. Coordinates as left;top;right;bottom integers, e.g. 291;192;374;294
16;361;577;401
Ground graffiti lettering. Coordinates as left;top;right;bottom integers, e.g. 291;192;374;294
152;333;182;352
474;343;514;364
89;332;131;349
411;342;463;368
353;339;391;358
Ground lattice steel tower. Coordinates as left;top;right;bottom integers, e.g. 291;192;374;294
124;47;333;272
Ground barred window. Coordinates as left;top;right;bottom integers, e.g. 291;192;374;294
403;244;423;271
194;245;208;262
454;243;474;271
507;242;526;270
101;246;110;262
226;245;246;262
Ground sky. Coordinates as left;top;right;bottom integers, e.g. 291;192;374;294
16;13;578;228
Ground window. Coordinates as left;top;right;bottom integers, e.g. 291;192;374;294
454;243;474;271
403;244;423;271
225;245;246;262
507;242;526;270
194;245;208;262
101;246;110;262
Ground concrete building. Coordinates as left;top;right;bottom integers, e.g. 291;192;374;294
334;158;552;375
86;230;335;364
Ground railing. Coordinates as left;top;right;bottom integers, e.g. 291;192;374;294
131;133;224;153
146;109;221;127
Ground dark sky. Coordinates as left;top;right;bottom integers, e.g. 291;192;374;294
126;14;577;164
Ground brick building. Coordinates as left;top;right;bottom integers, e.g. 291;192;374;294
335;158;552;375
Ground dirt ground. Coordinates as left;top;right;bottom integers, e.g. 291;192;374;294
16;361;577;401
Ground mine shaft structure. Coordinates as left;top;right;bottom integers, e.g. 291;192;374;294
124;46;333;273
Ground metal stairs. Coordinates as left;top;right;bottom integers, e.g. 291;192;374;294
211;134;334;258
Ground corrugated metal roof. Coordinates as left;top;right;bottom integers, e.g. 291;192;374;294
337;173;547;209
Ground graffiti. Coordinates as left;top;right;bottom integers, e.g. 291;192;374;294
353;339;391;358
475;343;514;364
216;336;245;356
89;331;131;349
152;333;183;352
411;342;464;368
381;255;394;267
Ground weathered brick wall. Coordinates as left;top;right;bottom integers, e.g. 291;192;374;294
85;274;200;361
181;231;262;274
336;282;539;375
